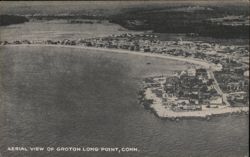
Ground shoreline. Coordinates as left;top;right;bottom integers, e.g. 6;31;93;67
139;86;249;120
1;44;249;119
1;44;213;69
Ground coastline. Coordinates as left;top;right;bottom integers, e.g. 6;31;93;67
1;44;212;68
1;44;249;119
139;87;249;120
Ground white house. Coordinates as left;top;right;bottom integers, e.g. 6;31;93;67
244;71;249;77
210;96;223;105
187;68;196;76
214;63;223;71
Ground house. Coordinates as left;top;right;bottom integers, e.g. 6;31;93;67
187;68;196;76
210;95;223;105
181;105;200;110
215;63;223;71
45;40;57;44
180;70;187;76
3;41;9;45
176;99;190;105
22;40;31;44
207;84;214;91
190;98;199;105
166;94;178;102
61;39;70;45
196;68;207;76
76;39;85;44
14;41;22;44
227;82;242;91
178;101;201;110
230;93;245;101
143;46;151;52
244;71;249;77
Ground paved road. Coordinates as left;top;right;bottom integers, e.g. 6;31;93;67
208;69;231;106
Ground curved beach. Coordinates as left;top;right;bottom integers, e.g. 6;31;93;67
2;44;249;119
3;44;213;67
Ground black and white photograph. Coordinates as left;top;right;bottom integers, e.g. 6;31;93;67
0;1;249;157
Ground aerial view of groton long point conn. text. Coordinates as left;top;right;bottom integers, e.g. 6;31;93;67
0;1;249;157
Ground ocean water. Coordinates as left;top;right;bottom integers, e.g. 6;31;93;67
0;46;248;157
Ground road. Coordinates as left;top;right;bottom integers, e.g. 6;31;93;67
208;69;231;106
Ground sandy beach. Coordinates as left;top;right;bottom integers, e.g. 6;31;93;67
2;44;213;68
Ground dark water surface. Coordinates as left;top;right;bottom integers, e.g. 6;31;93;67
0;46;248;157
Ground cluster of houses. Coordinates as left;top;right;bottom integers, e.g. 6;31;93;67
1;33;249;68
74;34;248;74
144;67;225;112
214;60;249;107
163;68;224;111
